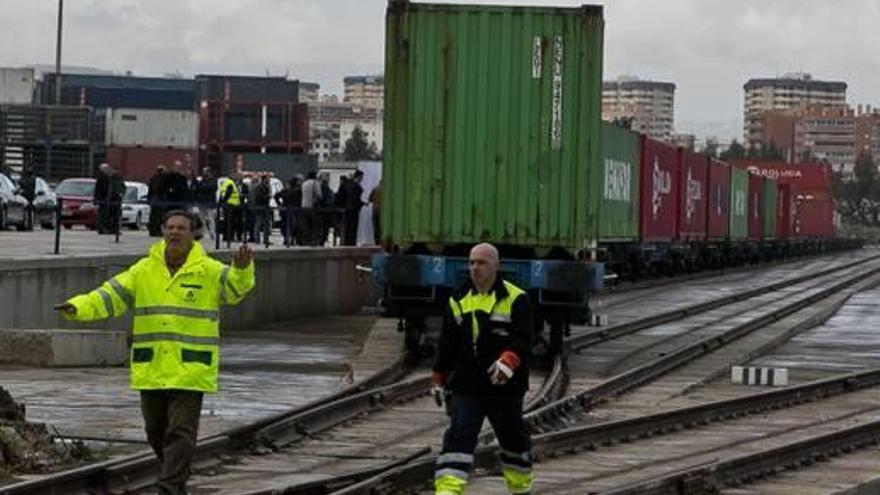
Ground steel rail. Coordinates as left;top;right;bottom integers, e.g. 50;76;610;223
315;262;880;494
0;349;414;495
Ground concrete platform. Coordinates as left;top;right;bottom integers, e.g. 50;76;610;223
0;234;379;331
0;315;402;449
0;328;127;367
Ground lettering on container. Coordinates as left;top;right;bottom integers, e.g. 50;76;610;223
685;167;703;223
714;184;726;216
746;166;803;181
733;190;747;218
604;159;632;202
532;37;543;79
652;157;672;219
551;36;563;150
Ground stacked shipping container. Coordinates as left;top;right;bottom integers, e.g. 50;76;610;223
733;160;835;239
639;136;678;242
677;149;707;241
196;75;309;174
707;159;730;240
599;123;640;241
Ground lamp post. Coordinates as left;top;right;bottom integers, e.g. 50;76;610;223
54;0;64;104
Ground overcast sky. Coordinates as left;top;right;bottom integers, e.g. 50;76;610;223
3;0;879;141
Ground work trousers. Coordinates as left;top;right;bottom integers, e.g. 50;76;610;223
140;389;204;495
436;393;533;494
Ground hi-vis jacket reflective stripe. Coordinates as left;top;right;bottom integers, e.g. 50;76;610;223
220;178;241;206
434;277;534;396
64;240;254;393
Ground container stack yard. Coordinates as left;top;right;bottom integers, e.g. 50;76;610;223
0;70;314;182
196;75;314;181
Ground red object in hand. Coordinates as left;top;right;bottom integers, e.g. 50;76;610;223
432;371;446;386
499;351;521;370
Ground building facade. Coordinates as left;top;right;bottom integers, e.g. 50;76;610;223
343;75;384;109
602;77;676;141
298;82;320;104
308;100;382;162
744;73;847;152
761;104;880;175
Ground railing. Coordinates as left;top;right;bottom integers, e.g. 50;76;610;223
46;198;367;255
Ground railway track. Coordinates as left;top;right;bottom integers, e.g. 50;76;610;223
4;252;876;494
312;256;880;494
220;260;880;495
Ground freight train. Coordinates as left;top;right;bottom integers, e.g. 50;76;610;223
371;1;853;354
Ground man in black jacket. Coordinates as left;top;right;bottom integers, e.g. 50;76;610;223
432;243;534;495
94;163;112;234
147;165;166;237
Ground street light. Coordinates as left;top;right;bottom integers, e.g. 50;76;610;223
55;0;63;105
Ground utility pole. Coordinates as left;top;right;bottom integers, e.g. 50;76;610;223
54;0;64;105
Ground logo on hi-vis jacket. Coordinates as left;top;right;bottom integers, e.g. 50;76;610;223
184;289;196;303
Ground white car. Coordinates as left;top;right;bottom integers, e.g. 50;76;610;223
120;181;150;230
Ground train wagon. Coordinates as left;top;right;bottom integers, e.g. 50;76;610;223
707;159;731;240
762;177;778;240
747;173;764;241
676;148;708;242
374;1;606;353
598;122;640;277
729;166;749;241
639;136;678;244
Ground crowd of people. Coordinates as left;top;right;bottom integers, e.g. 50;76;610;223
140;162;380;247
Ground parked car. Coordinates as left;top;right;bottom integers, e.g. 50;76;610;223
32;177;58;229
120;181;150;230
56;178;97;229
0;172;30;230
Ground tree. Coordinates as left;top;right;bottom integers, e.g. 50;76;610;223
700;138;719;159
746;141;784;160
609;116;634;130
720;139;746;161
343;125;380;161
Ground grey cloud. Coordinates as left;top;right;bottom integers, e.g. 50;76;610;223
0;0;878;140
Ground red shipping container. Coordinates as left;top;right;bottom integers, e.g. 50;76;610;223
105;146;199;183
639;136;679;242
747;174;764;240
794;191;835;237
707;159;730;240
677;149;708;241
731;160;831;193
776;184;793;239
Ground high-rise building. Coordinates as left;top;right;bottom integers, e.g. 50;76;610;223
298;82;320;104
743;73;847;152
602;76;675;141
308;101;382;162
761;104;880;175
343;75;384;109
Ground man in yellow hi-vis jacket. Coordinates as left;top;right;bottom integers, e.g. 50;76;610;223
55;209;255;495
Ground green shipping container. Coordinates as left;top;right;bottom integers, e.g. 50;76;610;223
762;177;777;239
383;1;605;254
599;122;639;240
729;167;748;240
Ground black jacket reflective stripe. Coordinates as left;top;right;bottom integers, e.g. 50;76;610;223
433;276;534;396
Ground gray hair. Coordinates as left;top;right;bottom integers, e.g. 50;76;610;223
470;242;499;265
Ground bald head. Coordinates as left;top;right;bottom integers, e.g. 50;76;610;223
469;243;500;293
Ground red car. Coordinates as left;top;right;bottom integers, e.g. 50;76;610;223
56;178;98;229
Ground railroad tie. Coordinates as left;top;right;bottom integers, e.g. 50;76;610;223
731;366;789;386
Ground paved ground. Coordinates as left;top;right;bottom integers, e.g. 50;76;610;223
0;226;370;260
0;315;385;455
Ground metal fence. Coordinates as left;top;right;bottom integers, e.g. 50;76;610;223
45;198;360;254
